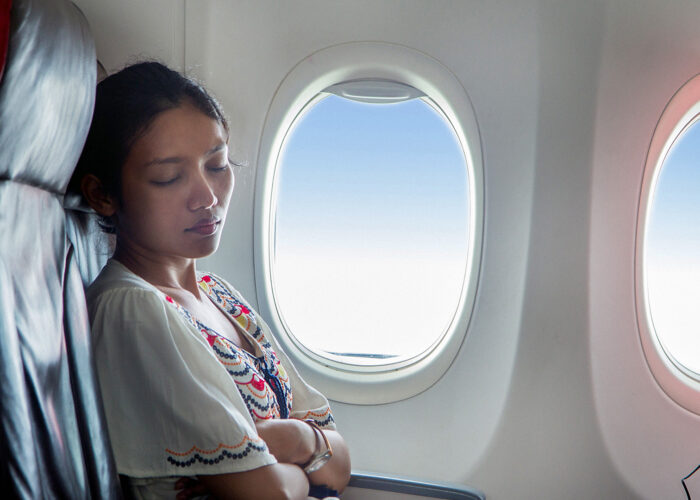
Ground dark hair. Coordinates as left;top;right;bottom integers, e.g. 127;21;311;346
69;61;229;232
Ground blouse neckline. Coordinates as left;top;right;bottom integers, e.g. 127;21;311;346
105;259;263;357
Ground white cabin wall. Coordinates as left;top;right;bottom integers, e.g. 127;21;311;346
73;0;185;74
70;0;700;498
590;1;700;498
467;1;633;498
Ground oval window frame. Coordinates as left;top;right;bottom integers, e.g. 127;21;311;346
637;73;700;415
254;42;483;404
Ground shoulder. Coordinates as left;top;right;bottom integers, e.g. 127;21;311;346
85;260;173;333
87;259;159;301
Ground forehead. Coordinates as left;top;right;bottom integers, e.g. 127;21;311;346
127;103;228;163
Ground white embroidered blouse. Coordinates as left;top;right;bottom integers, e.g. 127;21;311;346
86;260;335;498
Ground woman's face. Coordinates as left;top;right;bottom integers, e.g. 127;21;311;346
113;102;234;262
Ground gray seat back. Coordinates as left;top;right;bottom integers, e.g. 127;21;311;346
0;0;120;497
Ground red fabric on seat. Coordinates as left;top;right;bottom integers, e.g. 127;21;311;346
0;0;10;82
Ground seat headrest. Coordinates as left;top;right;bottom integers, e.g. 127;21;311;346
0;1;10;82
0;0;95;193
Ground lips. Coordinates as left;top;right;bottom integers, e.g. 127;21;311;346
186;217;221;235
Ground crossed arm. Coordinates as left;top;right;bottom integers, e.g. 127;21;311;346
185;419;351;500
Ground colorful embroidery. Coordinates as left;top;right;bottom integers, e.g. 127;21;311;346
165;436;267;468
299;407;335;428
164;276;293;422
161;273;335;469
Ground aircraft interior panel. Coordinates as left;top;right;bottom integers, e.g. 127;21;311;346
4;0;700;498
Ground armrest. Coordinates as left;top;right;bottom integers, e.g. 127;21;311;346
348;471;485;500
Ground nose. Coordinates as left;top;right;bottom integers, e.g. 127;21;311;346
188;170;218;211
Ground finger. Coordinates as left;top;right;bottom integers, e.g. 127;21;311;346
174;477;199;492
189;483;208;495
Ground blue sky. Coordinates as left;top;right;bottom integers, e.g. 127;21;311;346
271;94;470;361
275;95;468;255
647;120;700;262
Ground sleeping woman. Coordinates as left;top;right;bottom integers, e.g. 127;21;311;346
70;61;351;500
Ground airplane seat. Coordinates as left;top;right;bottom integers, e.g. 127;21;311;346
0;2;8;81
64;187;113;287
0;0;120;497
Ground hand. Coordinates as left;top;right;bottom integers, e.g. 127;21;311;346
175;476;208;500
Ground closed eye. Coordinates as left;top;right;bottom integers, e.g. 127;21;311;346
208;163;230;173
150;176;180;186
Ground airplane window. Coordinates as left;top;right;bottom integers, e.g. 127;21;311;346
269;83;471;367
644;115;700;378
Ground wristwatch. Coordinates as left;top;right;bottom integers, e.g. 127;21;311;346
302;419;333;474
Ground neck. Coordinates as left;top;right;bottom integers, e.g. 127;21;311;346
113;241;201;296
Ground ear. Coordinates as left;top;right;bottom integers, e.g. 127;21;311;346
81;174;118;217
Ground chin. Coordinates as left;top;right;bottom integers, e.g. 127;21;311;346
189;238;222;259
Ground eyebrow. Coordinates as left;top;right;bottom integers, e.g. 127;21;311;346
143;143;227;168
